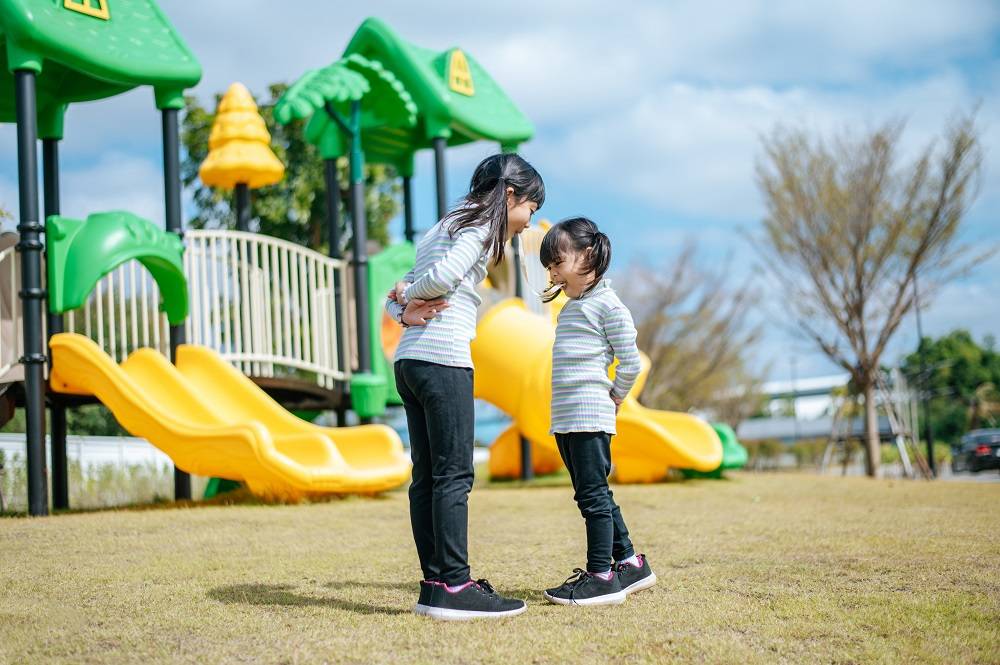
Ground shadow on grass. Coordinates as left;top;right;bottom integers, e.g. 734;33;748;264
208;583;408;616
325;580;417;592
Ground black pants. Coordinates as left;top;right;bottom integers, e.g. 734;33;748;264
555;431;635;573
394;359;475;585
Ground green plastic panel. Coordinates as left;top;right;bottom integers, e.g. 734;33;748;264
46;211;188;324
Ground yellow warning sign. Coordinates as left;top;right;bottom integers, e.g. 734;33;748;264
448;49;475;96
64;0;110;20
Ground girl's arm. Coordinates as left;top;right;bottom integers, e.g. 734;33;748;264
605;305;641;401
403;226;488;301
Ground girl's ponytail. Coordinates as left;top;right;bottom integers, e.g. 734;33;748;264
538;217;613;301
443;153;545;266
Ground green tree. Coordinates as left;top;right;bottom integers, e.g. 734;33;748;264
902;330;1000;443
755;115;987;477
181;83;400;250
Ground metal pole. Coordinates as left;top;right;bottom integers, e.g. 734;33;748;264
234;182;250;232
433;137;447;221
324;158;346;427
913;274;936;477
161;108;191;500
43;137;68;510
348;102;371;375
403;175;415;243
15;70;48;516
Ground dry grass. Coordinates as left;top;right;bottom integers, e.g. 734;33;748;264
1;473;998;664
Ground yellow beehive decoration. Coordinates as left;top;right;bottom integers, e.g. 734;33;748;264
199;82;285;189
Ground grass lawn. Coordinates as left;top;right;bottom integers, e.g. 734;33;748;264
1;473;998;664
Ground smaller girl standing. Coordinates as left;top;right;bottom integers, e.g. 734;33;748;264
538;217;657;606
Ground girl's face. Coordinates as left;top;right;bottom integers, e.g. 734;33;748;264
506;188;538;240
546;246;595;299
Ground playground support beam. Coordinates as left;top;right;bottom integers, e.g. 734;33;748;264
43;137;69;510
324;158;346;427
433;137;447;221
348;102;371;376
14;69;49;517
161;107;192;501
235;183;251;232
402;175;415;243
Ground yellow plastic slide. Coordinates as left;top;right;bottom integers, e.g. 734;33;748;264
472;299;722;483
49;333;410;500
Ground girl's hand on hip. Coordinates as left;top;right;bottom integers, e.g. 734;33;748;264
402;298;450;327
611;392;623;414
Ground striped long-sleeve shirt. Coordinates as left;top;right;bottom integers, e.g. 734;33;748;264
550;280;641;435
385;219;491;368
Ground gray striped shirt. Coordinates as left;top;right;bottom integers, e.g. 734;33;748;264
386;219;491;368
550;280;641;435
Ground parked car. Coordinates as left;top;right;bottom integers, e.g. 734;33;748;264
951;429;1000;473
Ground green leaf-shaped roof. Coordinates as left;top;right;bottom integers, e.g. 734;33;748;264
344;18;534;150
0;0;201;136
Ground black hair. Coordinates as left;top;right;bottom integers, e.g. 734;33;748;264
538;216;611;302
444;153;545;266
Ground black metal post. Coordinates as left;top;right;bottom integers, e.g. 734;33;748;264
432;137;447;221
161;108;191;500
913;274;936;477
402;175;415;243
43;137;68;510
234;182;250;232
348;102;371;375
15;70;48;516
324;158;346;427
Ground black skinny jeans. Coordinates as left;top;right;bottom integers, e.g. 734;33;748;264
394;359;476;585
555;431;635;572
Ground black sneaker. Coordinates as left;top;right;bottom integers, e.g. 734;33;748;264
616;554;657;595
413;580;434;616
543;568;626;606
423;579;527;621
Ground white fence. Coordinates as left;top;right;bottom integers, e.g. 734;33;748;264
0;230;355;390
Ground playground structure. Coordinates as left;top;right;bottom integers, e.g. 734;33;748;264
1;5;744;516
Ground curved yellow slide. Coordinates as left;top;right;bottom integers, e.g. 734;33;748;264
472;299;722;483
49;333;410;500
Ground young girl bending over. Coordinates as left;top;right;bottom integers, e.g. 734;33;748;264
386;153;544;620
538;217;657;606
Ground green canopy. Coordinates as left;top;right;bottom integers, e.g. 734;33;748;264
344;18;534;173
275;18;533;174
0;0;201;137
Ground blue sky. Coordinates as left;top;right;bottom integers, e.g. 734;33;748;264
1;0;997;382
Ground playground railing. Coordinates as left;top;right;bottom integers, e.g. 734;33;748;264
183;230;352;389
1;242;28;383
2;230;354;391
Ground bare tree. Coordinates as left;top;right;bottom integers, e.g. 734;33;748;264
621;243;765;426
755;115;986;477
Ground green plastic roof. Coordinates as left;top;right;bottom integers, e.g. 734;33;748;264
337;18;534;174
0;0;201;137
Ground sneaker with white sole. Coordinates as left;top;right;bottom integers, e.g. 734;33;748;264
423;579;527;621
616;554;657;595
543;568;626;606
413;580;434;616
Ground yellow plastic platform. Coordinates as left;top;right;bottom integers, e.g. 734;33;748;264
472;299;722;483
48;333;410;500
